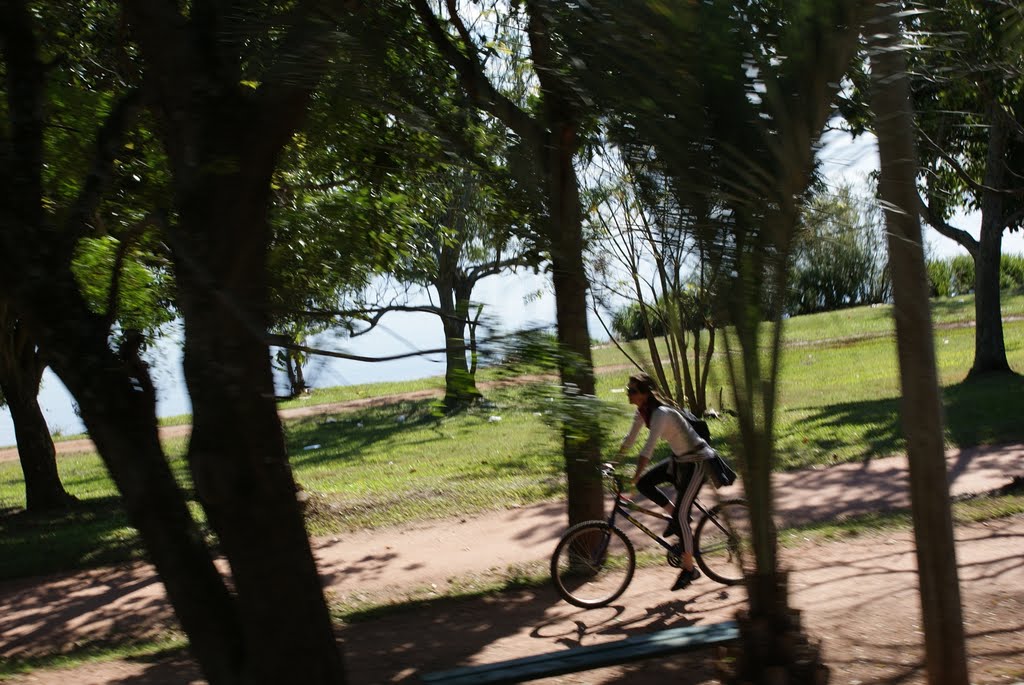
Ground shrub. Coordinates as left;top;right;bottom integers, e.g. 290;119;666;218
926;253;1024;298
611;301;667;341
927;259;953;297
1000;253;1024;290
787;185;890;315
949;254;975;295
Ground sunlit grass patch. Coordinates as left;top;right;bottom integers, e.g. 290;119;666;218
286;392;566;534
0;635;189;681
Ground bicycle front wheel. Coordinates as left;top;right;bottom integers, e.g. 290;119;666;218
550;521;635;609
695;499;752;586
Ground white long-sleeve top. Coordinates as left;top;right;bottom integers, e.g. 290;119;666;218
620;405;714;462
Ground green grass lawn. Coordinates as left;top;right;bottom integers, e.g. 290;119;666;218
2;293;1023;581
593;295;1024;469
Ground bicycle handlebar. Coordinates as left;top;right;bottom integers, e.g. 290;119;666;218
574;459;628;491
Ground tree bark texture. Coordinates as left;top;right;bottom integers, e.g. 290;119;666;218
545;123;604;526
0;3;250;680
970;99;1011;376
120;2;347;682
870;6;970;684
157;96;345;685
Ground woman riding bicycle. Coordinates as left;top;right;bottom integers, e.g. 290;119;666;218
618;372;714;591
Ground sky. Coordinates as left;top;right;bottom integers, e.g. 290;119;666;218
1;132;1022;447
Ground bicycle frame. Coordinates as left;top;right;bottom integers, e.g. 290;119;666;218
550;464;749;607
603;468;717;555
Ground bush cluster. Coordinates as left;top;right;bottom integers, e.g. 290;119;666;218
926;253;1024;297
611;253;1024;337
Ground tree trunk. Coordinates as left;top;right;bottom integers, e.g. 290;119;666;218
437;278;481;411
173;152;346;684
972;224;1008;375
282;347;308;398
294;353;307;395
546;124;604;526
698;327;715;414
30;299;248;685
732;572;828;685
0;349;74;512
727;219;829;685
870;7;970;685
969;100;1011;377
441;312;480;409
120;1;347;676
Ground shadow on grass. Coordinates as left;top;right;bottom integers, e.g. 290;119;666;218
929;296;976;321
782;372;1024;469
944;372;1024;447
779;396;903;469
0;496;146;581
284;399;450;469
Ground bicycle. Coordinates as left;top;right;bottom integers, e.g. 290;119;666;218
550;462;752;609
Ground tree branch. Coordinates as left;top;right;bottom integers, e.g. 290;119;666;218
464;254;536;283
102;212;167;333
919;128;1024;198
120;0;196;153
269;338;450;363
64;89;145;242
916;192;979;257
523;0;573;114
411;0;541;143
292;303;481;336
267;325;549;364
1003;207;1024;232
0;0;46;232
254;3;342;152
443;0;476;55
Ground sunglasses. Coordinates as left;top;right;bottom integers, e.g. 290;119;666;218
626;387;641;395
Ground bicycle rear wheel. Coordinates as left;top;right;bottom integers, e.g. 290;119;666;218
550;521;635;609
694;499;752;585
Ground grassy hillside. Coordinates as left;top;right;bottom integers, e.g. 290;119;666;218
593;291;1024;468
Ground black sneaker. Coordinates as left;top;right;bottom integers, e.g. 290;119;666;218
671;567;700;591
663;518;682;538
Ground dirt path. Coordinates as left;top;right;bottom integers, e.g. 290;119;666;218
2;443;1023;684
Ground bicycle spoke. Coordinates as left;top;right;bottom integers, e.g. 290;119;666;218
695;500;753;585
551;522;635;608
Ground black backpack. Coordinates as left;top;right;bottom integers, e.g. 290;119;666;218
680;408;712;443
707;450;738;488
679;408;737;488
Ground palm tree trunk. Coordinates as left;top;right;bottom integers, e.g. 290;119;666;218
870;6;970;684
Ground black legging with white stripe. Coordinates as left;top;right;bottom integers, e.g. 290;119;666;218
636;458;706;557
674;460;706;558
